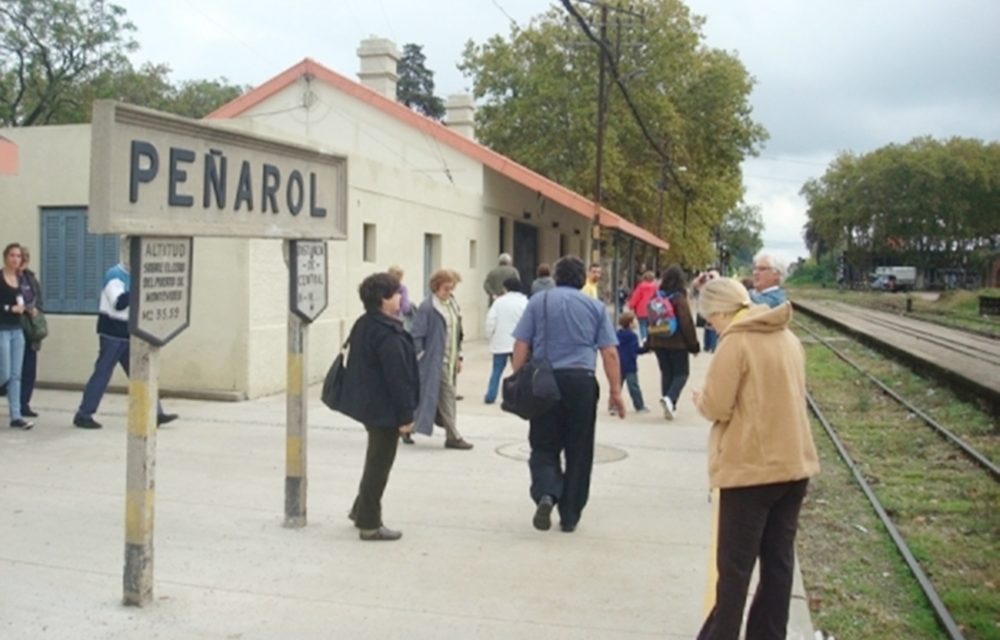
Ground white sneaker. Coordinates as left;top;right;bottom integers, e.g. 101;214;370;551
659;396;675;421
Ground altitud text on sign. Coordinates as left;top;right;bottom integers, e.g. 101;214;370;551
89;101;348;239
289;240;328;323
130;236;193;346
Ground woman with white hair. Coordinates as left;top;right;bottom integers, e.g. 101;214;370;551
692;278;819;640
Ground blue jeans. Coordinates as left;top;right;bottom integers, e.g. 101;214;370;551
484;353;511;404
77;335;164;420
704;327;718;353
621;371;646;410
637;318;649;342
0;327;26;421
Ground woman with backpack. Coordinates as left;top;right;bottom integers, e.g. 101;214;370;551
647;265;699;420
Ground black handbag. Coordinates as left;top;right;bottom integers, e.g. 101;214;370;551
321;339;350;412
501;291;561;420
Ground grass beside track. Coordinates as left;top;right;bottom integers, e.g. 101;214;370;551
793;316;1000;639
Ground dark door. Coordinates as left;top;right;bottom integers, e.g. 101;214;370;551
513;222;538;288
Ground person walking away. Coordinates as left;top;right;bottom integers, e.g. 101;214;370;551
511;256;625;533
342;273;420;541
750;253;787;308
409;269;473;449
483;277;527;404
530;263;555;297
1;243;32;429
73;242;178;429
648;265;699;420
693;268;721;352
16;246;42;418
581;263;602;299
614;311;648;414
627;270;658;342
483;253;520;306
691;277;819;639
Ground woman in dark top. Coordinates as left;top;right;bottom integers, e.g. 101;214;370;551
17;247;42;418
0;243;32;429
648;265;700;421
342;272;420;541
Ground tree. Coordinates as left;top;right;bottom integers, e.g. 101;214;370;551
0;0;137;126
396;43;445;120
459;1;767;266
801;136;1000;285
718;204;764;271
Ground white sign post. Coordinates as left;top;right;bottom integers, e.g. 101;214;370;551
88;101;348;607
284;240;328;526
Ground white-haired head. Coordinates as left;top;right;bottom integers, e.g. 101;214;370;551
752;252;786;286
498;253;513;266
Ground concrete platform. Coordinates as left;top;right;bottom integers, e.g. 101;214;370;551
0;332;813;639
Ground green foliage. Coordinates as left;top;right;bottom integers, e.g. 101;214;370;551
787;254;838;287
801;137;1000;283
459;1;767;267
718;203;763;270
396;43;445;120
0;0;244;125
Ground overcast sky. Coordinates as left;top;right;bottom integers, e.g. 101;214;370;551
115;0;1000;264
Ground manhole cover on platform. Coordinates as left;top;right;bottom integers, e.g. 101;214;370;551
495;441;628;464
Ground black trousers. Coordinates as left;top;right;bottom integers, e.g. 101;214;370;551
653;348;690;405
528;369;598;528
21;346;37;411
352;426;400;530
698;479;809;640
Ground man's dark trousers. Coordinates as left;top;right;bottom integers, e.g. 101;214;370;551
352;426;400;530
698;479;808;640
528;369;598;529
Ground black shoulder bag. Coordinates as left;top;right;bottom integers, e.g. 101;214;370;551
501;291;561;420
321;337;350;412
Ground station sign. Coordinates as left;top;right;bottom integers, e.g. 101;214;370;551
289;240;328;323
89;101;348;239
129;236;193;346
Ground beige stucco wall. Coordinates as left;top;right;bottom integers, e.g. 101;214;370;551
0;125;252;398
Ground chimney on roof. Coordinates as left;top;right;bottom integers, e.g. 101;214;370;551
445;94;475;139
357;36;400;99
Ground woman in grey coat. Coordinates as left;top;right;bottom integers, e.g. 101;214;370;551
407;269;474;450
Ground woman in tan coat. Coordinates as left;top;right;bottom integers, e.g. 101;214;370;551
692;277;819;640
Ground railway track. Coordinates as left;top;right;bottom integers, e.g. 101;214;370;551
795;320;1000;481
805;392;967;640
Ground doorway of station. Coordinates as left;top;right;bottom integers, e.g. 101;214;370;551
513;221;538;288
423;233;441;298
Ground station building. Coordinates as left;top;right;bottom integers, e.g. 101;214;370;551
0;37;667;400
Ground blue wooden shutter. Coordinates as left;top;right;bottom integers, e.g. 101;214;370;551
40;208;118;313
41;210;67;312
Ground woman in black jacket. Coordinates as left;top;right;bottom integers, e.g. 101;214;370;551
344;272;420;541
648;265;700;421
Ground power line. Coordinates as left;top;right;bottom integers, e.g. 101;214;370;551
489;0;520;29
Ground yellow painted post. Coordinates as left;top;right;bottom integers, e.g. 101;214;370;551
284;311;308;527
123;336;158;606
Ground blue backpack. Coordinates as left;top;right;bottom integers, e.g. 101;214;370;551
646;290;678;338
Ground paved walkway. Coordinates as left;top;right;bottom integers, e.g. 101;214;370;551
1;334;813;639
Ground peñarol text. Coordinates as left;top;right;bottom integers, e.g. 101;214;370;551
129;141;327;218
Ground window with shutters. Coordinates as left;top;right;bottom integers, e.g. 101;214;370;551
40;208;121;313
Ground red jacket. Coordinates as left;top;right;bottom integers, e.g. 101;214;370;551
627;280;658;318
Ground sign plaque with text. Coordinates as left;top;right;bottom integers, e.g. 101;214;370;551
130;236;193;346
289;240;328;323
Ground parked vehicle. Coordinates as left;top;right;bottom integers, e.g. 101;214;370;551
871;266;916;292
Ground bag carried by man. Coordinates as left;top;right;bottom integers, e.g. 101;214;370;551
501;291;561;420
646;290;678;338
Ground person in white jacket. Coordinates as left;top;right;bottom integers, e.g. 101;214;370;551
483;277;528;404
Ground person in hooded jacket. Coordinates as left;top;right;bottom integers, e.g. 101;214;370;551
691;277;820;640
344;272;420;541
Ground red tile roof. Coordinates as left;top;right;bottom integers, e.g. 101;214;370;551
208;58;668;250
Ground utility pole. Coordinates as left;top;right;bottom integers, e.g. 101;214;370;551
590;3;609;270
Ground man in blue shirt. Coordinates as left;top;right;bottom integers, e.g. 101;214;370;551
511;256;624;533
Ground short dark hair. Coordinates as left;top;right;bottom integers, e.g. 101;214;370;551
619;310;635;328
358;272;400;313
660;264;687;294
502;277;522;293
536;263;551;277
554;255;586;289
